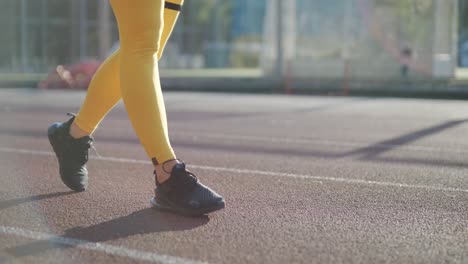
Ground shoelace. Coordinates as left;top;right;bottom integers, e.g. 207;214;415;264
175;170;198;191
65;113;101;159
90;142;101;159
70;139;93;164
158;159;198;188
184;170;198;185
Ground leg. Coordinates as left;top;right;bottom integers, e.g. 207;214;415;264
110;0;175;164
47;51;121;192
73;50;121;136
110;0;224;215
47;0;187;193
157;0;184;60
71;0;184;138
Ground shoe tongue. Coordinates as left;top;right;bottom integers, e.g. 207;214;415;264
172;163;186;178
174;163;185;171
172;163;196;184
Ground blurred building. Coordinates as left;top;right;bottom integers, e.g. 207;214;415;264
0;0;463;83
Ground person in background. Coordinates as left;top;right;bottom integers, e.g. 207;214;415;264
400;45;412;78
47;0;225;216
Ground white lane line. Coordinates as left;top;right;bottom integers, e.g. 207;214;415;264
171;132;468;155
0;226;206;264
1;147;468;193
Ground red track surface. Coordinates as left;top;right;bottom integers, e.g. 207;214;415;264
0;89;467;263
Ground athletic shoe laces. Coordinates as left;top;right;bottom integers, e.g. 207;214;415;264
156;161;198;190
64;113;100;161
66;137;93;164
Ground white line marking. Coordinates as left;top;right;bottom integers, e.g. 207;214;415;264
0;226;207;264
1;147;468;193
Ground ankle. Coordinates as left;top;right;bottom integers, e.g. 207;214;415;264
69;121;90;139
154;159;182;184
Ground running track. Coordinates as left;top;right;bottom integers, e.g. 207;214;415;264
0;89;467;263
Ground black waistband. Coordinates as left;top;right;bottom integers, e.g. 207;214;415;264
165;2;182;11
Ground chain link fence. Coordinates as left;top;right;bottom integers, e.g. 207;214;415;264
0;0;460;85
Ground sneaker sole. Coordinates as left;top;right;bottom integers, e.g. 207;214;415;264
150;197;225;216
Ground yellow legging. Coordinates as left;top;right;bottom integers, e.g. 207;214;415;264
75;0;184;165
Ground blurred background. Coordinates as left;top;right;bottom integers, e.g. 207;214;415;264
0;0;466;94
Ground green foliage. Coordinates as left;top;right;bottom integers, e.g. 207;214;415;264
230;35;261;68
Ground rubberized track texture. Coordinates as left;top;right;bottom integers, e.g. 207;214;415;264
0;89;467;264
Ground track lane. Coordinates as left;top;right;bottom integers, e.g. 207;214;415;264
1;90;467;263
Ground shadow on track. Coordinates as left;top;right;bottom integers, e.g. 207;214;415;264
345;119;468;159
172;119;468;168
2;119;468;168
64;208;210;242
5;207;209;258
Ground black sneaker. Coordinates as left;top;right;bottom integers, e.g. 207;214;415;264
150;162;225;216
47;113;93;192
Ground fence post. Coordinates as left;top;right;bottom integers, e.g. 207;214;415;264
98;0;112;59
79;0;88;60
276;0;284;80
20;0;28;72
